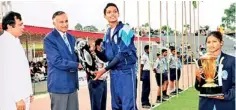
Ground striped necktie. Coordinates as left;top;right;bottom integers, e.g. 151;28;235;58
63;33;72;54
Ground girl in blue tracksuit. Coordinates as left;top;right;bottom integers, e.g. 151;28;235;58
94;3;138;110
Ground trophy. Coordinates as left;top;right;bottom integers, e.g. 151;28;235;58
75;39;97;79
197;54;224;97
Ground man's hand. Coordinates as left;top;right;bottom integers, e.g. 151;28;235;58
208;95;224;100
78;63;83;70
93;68;107;80
16;99;25;110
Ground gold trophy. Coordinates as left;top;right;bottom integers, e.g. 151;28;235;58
198;54;223;97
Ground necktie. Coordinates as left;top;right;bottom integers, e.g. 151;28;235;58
63;33;72;54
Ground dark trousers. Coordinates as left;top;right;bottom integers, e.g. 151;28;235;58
141;70;150;105
88;80;107;110
49;91;78;110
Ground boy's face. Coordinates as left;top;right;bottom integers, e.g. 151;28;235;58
171;50;175;55
145;49;149;54
104;6;119;23
177;54;180;58
96;42;102;51
162;51;167;57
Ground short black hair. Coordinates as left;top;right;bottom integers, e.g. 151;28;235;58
157;53;160;56
2;11;22;30
205;31;223;43
95;38;103;46
144;45;149;50
169;46;175;50
52;11;65;20
104;3;119;15
170;48;175;52
177;52;180;55
162;49;167;54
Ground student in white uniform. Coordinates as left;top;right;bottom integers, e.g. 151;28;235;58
0;11;33;110
140;45;151;108
160;49;170;100
169;49;183;95
153;53;167;103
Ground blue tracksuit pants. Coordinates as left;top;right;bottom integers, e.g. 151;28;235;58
110;65;137;110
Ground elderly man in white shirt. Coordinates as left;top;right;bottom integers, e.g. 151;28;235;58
0;11;33;110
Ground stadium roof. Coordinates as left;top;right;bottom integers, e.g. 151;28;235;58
0;24;160;42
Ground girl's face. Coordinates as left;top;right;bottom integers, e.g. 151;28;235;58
206;35;223;54
104;6;119;23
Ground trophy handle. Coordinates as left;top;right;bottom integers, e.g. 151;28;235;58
214;73;218;79
194;59;206;80
194;59;200;68
200;75;205;80
218;57;224;86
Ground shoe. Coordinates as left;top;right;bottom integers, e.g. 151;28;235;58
170;89;183;95
163;95;170;100
178;88;183;92
156;98;166;103
170;90;177;95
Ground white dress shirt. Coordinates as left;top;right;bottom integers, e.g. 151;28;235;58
0;31;33;110
141;53;151;71
154;58;162;73
57;29;66;40
169;54;178;69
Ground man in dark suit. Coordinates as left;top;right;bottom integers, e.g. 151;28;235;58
44;11;79;110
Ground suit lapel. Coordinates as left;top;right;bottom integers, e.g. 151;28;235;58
220;52;228;69
214;52;226;78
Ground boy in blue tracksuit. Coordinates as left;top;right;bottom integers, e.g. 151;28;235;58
94;3;138;110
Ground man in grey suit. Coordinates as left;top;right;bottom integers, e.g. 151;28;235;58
44;11;80;110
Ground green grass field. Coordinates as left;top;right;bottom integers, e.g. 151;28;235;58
153;87;199;110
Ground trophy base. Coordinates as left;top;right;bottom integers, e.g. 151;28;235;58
199;86;223;97
202;83;218;87
199;93;224;97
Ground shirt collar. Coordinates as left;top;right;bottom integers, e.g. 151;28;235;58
4;31;20;42
56;29;66;38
